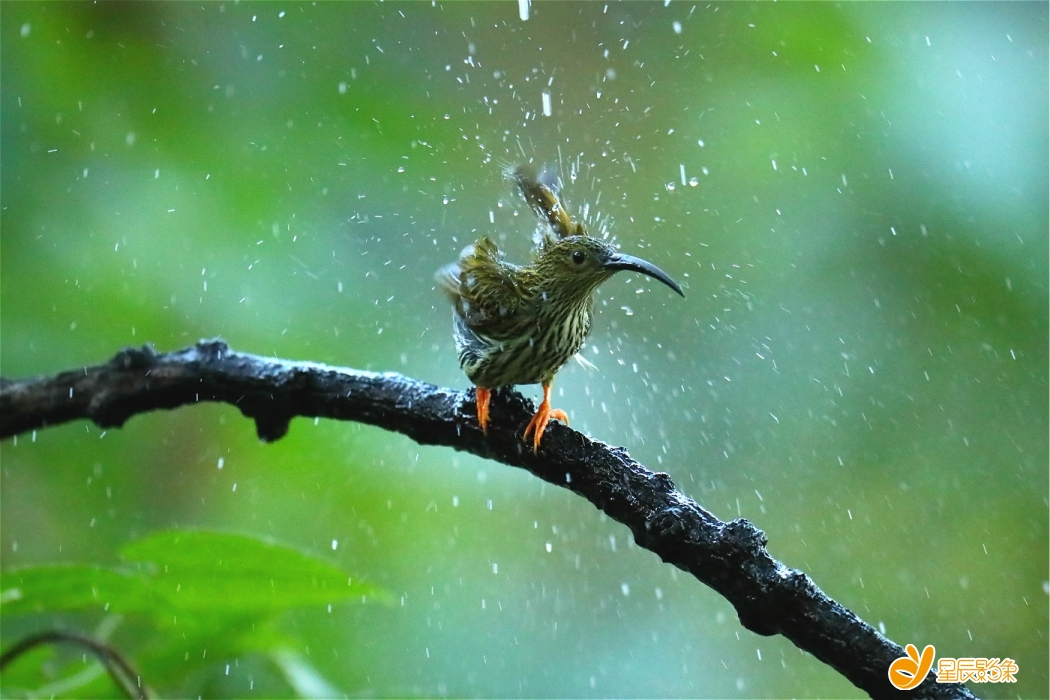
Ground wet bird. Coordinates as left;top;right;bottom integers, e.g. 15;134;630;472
436;165;684;451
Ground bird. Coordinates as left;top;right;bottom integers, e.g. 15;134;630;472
436;164;684;451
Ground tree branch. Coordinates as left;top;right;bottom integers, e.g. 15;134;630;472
0;339;977;700
0;630;150;699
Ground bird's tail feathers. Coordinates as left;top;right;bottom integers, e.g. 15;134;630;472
572;352;598;372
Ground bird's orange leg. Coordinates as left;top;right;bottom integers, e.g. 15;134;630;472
522;381;569;452
475;387;491;434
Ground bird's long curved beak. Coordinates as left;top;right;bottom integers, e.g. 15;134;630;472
604;253;685;297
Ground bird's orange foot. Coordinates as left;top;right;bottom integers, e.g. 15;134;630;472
522;384;569;452
475;387;491;434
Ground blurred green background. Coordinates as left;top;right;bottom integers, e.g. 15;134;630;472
2;2;1046;698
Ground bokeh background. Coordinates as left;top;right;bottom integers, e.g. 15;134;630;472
2;2;1046;698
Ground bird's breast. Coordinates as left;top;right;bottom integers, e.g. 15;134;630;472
459;301;592;388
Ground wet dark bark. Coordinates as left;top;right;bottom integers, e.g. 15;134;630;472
0;339;978;700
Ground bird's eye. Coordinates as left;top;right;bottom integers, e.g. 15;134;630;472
572;250;585;265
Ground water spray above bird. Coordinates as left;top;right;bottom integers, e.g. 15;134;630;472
436;164;684;451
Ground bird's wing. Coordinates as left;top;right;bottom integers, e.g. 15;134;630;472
440;237;530;339
434;261;463;301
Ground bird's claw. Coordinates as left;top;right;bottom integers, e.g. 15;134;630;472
523;404;569;453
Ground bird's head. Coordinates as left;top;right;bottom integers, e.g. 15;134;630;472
532;236;684;302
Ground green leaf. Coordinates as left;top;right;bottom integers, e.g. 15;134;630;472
0;565;159;614
119;530;387;613
1;530;388;618
2;530;379;698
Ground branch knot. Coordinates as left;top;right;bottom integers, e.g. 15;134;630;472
111;344;157;371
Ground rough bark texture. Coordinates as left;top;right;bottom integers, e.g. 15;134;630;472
0;339;978;700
